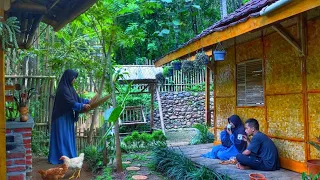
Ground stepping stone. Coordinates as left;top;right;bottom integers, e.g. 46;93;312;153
126;166;140;171
132;175;148;180
137;171;150;176
123;161;131;164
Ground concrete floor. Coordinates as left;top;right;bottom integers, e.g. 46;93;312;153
171;143;302;180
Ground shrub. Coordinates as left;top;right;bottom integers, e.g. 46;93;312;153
190;124;214;145
151;147;229;180
122;130;167;152
83;145;103;172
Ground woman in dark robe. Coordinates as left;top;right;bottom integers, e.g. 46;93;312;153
201;115;247;160
48;69;91;164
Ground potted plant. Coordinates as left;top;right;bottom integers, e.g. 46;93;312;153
156;73;165;85
172;60;182;70
194;52;210;68
181;60;194;73
5;102;19;121
13;84;36;122
163;66;173;77
307;141;320;175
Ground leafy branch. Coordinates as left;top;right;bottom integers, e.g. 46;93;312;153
0;16;20;49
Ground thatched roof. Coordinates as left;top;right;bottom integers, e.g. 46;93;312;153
117;65;163;84
6;0;96;49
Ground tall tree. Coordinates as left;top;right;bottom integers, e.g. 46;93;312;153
220;0;228;18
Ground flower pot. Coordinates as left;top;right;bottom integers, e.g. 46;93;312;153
307;159;320;175
213;50;226;61
172;61;182;70
249;173;266;180
20;115;28;122
19;106;29;122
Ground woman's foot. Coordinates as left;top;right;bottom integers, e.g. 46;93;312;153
236;163;250;170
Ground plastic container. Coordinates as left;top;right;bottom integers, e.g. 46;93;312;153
213;50;226;61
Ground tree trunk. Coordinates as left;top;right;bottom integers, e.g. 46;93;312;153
220;0;227;19
104;32;123;173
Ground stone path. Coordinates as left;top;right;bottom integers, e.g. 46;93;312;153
172;143;302;180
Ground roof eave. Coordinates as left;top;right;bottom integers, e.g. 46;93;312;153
155;0;320;67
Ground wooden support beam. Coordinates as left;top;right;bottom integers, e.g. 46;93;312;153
298;14;307;56
0;5;6;180
150;84;154;129
205;66;211;126
272;24;303;56
9;2;47;14
156;87;165;135
155;0;320;67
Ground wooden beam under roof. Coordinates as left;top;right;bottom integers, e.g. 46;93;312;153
155;0;320;67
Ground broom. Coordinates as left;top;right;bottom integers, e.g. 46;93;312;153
81;94;112;113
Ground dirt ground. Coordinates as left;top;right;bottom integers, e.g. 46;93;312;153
32;158;95;180
31;128;196;180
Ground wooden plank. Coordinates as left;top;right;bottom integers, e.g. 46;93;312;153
155;0;320;67
156;87;165;135
280;157;306;173
0;7;6;180
272;24;303;55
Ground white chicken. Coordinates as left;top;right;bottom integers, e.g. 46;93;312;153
60;153;84;179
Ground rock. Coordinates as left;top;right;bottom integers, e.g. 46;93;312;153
186;122;191;126
178;116;184;119
170;115;178;119
126;166;140;171
123;161;131;164
132;175;148;180
174;125;178;129
186;115;192;119
175;108;181;112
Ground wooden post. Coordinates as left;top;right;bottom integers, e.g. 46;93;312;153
205;66;211;126
150;84;154;129
156;87;165;135
0;5;6;180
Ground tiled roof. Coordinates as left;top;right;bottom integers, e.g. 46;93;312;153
155;0;276;62
117;65;163;84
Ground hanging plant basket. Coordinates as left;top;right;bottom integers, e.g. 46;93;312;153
181;60;194;73
156;72;165;85
172;60;182;70
194;52;210;68
213;42;226;61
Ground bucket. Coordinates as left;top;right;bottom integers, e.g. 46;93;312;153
249;173;266;180
307;160;320;175
213;50;226;61
172;61;182;70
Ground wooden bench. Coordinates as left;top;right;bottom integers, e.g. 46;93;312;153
119;106;151;135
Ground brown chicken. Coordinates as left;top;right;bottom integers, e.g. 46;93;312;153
38;160;69;180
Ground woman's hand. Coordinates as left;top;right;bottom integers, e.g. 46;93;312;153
83;104;91;111
227;128;232;135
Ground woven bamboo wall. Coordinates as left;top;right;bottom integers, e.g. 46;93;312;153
236;108;266;133
264;26;302;94
213;19;320;171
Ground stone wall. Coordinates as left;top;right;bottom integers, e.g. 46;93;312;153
153;91;214;129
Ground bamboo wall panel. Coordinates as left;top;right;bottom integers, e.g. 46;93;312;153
267;94;304;139
216;47;235;97
236;107;266;133
264;26;302;94
236;38;263;63
308;94;320;140
306;19;320;90
216;97;235;128
272;139;305;162
216;129;222;142
310;146;320;159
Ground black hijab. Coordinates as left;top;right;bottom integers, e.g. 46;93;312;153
228;115;247;153
52;69;80;121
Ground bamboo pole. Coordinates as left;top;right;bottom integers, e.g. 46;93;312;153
156;87;165;135
150;84;154;128
0;6;6;179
